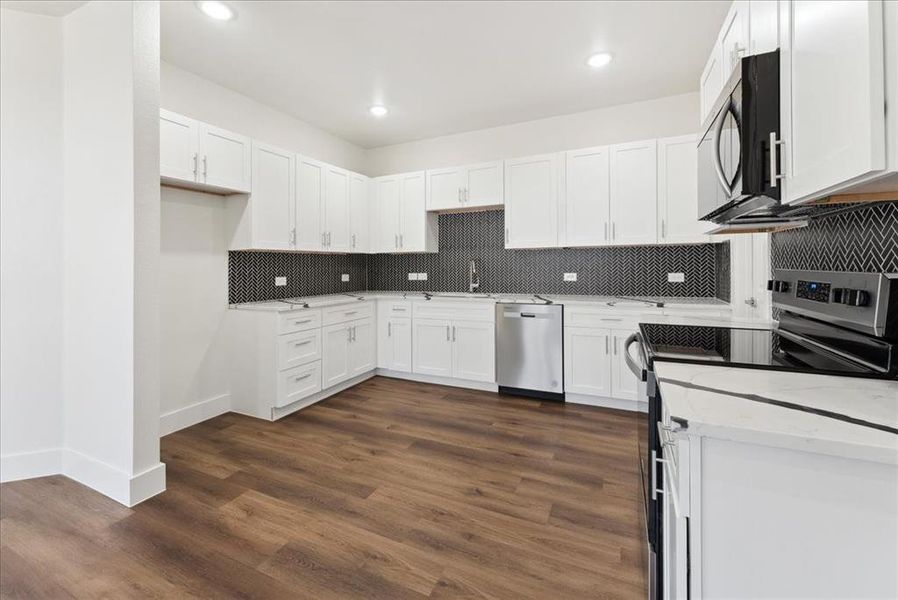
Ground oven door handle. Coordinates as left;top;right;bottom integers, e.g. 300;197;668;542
624;332;647;382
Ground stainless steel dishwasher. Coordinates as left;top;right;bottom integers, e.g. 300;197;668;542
495;302;564;401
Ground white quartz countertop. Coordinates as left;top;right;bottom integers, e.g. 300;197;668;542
655;361;898;465
230;291;732;312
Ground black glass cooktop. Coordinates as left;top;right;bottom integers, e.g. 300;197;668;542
639;320;896;378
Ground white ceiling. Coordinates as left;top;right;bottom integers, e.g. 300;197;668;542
0;1;86;16
162;1;729;149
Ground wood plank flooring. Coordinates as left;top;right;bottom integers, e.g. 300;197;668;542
0;376;647;599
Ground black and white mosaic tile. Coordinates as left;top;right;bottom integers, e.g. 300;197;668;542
229;252;368;304
770;201;898;272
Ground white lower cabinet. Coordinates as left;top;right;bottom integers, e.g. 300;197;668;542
411;310;495;383
377;300;413;372
412;319;454;377
564;324;639;404
348;319;376;377
322;317;374;388
277;362;322;409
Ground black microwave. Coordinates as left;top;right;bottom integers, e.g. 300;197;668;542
698;50;782;224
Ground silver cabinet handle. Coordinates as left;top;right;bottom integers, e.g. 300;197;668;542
446;326;450;341
651;450;662;500
321;232;326;246
394;234;399;249
293;340;311;347
769;131;784;188
605;336;609;355
294;373;312;382
451;326;456;342
399;234;403;248
604;222;608;241
505;228;509;244
202;155;208;179
347;327;352;342
345;311;357;316
613;336;617;355
661;219;666;239
192;153;198;177
458;188;462;204
351;233;356;248
387;322;392;337
612;222;616;240
290;227;296;245
292;319;311;325
328;231;332;246
352;326;356;342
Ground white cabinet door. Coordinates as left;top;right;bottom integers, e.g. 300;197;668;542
699;51;723;126
563;146;611;247
609;140;658;246
610;328;638;401
749;0;779;55
348;319;375;377
451;321;495;383
324;164;351;252
160;109;199;183
198;123;252;193
504;153;560;248
349;173;369;253
373;176;401;252
657;135;707;244
780;0;887;204
720;0;750;75
426;167;463;211
322;323;351;388
295;156;325;251
563;327;612;397
463;161;504;208
249;142;294;250
412;318;453;377
379;317;412;372
399;171;434;252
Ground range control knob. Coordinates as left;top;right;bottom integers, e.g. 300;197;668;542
773;280;790;293
835;288;870;307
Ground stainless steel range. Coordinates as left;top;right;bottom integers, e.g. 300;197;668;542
624;269;898;600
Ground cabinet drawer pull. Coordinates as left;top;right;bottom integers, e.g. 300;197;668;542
345;311;357;316
293;340;312;347
605;337;609;355
446;326;450;341
294;373;312;382
388;322;392;336
293;319;312;325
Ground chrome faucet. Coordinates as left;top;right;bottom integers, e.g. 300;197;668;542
469;260;480;293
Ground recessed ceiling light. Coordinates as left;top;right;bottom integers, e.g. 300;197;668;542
587;52;613;68
369;105;388;118
196;1;234;21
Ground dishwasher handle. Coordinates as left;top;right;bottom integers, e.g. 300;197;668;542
623;332;648;382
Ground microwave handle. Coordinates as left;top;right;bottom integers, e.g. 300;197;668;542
713;106;732;195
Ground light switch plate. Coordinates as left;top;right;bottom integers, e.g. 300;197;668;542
418;272;428;281
341;274;349;282
668;272;685;283
563;272;577;282
275;276;287;287
408;273;418;281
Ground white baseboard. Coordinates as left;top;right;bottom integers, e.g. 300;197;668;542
566;392;648;412
0;448;63;483
128;462;166;506
62;449;166;507
376;369;499;392
159;393;230;436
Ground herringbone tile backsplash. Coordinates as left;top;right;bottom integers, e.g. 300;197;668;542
770;201;898;272
230;210;730;303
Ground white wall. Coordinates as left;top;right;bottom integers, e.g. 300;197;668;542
161;62;367;173
364;92;700;175
156;61;370;432
62;0;163;505
0;8;65;480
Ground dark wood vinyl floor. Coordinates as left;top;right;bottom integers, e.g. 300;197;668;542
0;376;646;599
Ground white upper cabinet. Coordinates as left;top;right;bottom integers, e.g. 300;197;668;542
374;172;438;253
563;146;611;247
199;124;252;193
749;0;779;54
609;140;657;246
159;109;250;194
160;109;200;183
229;142;294;251
504;153;561;248
323;164;351;252
426;161;504;211
720;1;750;76
657;135;708;244
699;50;723;126
779;0;890;204
426;166;464;211
349;173;369;253
295;156;325;251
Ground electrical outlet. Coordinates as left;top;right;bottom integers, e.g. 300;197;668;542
668;272;685;283
341;274;349;282
275;276;287;287
563;272;578;282
418;272;428;281
408;273;418;281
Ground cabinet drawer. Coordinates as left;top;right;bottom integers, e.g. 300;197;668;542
276;361;321;408
278;309;322;335
379;299;412;317
565;307;652;328
278;328;322;371
412;300;495;323
323;301;374;326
